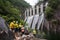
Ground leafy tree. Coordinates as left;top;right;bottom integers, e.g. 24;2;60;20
45;7;54;20
45;0;60;40
45;0;60;20
48;0;60;9
0;0;30;23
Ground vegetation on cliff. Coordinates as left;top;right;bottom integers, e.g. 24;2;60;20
0;0;30;23
45;0;60;40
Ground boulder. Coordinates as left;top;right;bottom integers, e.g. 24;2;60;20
0;17;15;40
0;17;8;32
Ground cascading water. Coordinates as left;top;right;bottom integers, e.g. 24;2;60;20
25;16;33;28
24;3;45;30
25;13;44;30
31;15;39;29
37;13;44;30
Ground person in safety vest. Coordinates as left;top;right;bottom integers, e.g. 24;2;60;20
18;23;23;32
14;21;19;37
14;21;19;32
21;27;25;35
32;29;36;37
9;21;15;31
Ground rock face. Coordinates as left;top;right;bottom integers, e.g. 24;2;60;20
0;17;8;32
0;17;15;40
44;9;60;40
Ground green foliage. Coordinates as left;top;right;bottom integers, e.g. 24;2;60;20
26;27;33;33
45;0;60;21
45;0;60;40
8;0;31;13
52;19;58;25
52;19;60;25
0;0;30;23
45;7;54;20
9;8;20;15
20;20;25;25
48;0;60;9
2;16;8;21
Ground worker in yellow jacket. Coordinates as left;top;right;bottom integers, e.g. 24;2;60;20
32;29;36;37
14;21;19;32
9;21;15;31
18;23;23;32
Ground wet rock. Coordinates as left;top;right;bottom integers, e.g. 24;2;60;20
0;31;10;40
0;17;15;40
8;30;15;40
0;17;8;32
21;33;34;40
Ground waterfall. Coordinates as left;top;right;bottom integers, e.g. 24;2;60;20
25;13;44;30
37;13;44;29
31;15;39;29
24;3;45;30
25;16;33;28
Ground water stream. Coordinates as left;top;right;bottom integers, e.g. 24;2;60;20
31;15;39;29
26;16;33;28
37;13;44;30
25;13;44;30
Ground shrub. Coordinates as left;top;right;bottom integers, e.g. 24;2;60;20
45;7;54;20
